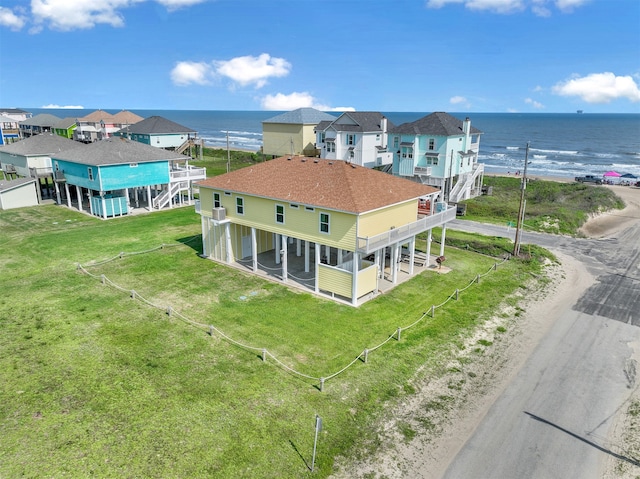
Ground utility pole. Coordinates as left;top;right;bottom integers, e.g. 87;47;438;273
226;131;230;173
513;142;530;257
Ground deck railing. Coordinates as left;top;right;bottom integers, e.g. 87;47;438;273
356;206;456;254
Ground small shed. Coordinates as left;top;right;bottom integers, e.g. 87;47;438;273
0;178;38;209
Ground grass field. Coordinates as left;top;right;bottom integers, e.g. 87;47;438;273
0;202;552;478
462;176;624;235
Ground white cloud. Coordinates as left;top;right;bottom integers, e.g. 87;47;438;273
524;97;544;109
426;0;589;15
260;92;354;111
41;104;84;109
171;61;213;86
0;6;27;31
30;0;129;31
552;72;640;103
13;0;206;32
450;95;471;107
214;54;291;89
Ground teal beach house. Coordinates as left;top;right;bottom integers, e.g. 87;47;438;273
51;137;205;218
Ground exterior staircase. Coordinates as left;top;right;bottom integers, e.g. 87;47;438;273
449;163;484;203
152;165;206;209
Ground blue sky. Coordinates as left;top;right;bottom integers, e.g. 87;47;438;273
1;0;639;113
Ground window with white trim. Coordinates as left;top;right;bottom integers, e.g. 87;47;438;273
275;204;284;224
320;213;330;234
327;142;335;153
236;197;244;215
214;192;221;208
88;167;93;181
346;134;355;145
428;138;435;150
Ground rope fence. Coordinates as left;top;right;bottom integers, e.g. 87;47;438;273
77;242;510;392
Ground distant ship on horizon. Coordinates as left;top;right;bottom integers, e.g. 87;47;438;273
577;110;584;114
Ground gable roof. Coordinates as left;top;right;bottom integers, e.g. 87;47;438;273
321;111;395;133
52;137;186;166
121;116;196;135
263;108;337;125
111;110;144;125
0;133;83;155
390;112;483;136
198;156;438;214
19;113;61;127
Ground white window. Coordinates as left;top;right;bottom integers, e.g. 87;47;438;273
327;142;335;153
236;197;244;215
214;193;221;208
428;139;435;150
346;134;355;146
275;204;284;224
320;213;330;234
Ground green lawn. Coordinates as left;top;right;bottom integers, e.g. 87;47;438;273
0;204;551;478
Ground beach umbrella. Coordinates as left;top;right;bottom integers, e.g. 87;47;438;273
621;173;638;179
603;171;621;177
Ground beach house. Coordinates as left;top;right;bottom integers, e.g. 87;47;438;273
314;112;394;168
73;109;144;143
51;137;205;218
0;133;83;202
262;108;337;158
196;156;454;306
389;112;484;202
113;115;199;153
0;108;31;145
19;113;61;138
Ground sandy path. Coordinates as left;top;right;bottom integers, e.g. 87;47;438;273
331;185;640;478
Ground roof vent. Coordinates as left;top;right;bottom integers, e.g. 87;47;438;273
287;157;292;160
301;158;306;162
314;159;319;163
328;162;333;165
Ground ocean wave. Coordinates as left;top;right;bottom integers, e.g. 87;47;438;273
530;148;579;155
224;130;263;137
532;154;547;159
506;146;520;150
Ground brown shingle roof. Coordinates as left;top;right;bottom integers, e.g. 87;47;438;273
198;156;439;214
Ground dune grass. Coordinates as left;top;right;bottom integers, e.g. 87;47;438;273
0;205;550;478
462;176;625;235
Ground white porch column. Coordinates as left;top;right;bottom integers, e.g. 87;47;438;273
88;192;94;216
146;185;152;210
304;241;310;273
374;249;382;278
391;244;399;284
101;192;107;219
314;242;320;293
65;183;71;208
54;181;61;205
440;225;447;257
251;227;258;272
409;237;416;275
337;248;343;266
224;222;233;263
351;251;358;306
426;229;433;265
124;188;130;212
296;238;301;257
75;185;82;212
324;245;331;264
275;233;281;264
281;235;288;283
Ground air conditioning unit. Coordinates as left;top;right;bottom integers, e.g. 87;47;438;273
212;207;226;221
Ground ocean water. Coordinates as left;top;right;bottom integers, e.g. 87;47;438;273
28;109;640;180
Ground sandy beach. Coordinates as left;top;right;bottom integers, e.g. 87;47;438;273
331;184;640;478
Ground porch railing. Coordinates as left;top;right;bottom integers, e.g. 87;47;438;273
356;206;456;254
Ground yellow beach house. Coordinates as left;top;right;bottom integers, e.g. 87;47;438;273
196;156;455;306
